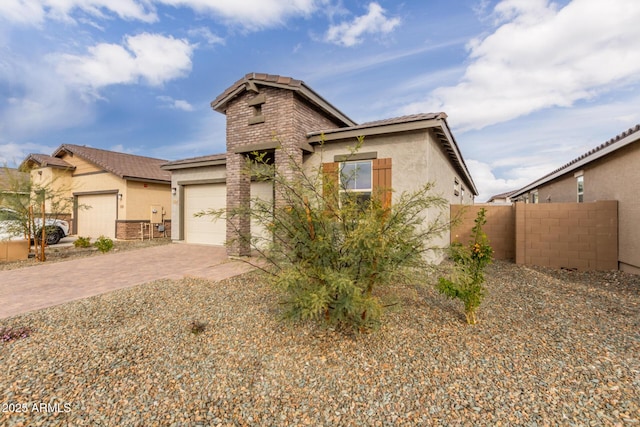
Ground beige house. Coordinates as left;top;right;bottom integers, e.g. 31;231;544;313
21;145;171;240
163;73;477;256
510;124;640;274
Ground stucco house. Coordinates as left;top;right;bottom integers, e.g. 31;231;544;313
21;144;171;240
162;73;477;257
510;124;640;274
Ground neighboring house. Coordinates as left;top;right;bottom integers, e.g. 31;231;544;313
21;145;172;240
510;124;640;274
485;190;516;204
163;73;477;257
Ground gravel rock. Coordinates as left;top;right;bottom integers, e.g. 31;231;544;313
1;261;638;426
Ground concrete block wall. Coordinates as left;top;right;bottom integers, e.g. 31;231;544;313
515;201;617;270
452;201;618;271
0;240;29;261
451;205;515;261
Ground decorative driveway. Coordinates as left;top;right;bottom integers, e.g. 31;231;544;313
0;243;254;319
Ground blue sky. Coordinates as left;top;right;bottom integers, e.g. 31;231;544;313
1;0;639;201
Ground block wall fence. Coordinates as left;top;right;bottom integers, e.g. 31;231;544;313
450;201;618;271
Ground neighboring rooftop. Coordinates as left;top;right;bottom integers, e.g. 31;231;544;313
50;144;171;183
21;154;75;170
512;124;640;197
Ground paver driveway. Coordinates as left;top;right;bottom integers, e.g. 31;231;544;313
0;243;255;319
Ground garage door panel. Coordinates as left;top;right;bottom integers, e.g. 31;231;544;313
184;184;226;245
77;194;117;239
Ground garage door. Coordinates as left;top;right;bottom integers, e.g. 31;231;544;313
77;193;117;239
184;184;226;245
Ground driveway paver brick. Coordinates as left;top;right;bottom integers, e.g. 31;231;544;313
0;243;254;319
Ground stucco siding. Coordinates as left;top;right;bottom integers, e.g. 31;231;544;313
304;129;470;255
124;181;171;221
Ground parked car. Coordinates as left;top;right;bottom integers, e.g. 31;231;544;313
0;207;70;245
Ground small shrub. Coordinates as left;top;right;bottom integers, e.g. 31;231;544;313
74;236;92;248
437;208;493;324
94;236;114;253
1;326;33;342
190;320;206;335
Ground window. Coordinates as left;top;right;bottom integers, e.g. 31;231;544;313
454;178;460;196
577;175;584;203
461;187;465;201
531;190;538;204
340;161;372;205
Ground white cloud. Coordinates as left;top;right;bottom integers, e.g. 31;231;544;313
157;0;319;30
324;2;400;47
0;0;156;25
157;95;195;111
187;27;224;45
55;33;194;89
402;0;640;131
0;142;58;167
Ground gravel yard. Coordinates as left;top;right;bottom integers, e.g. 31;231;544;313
1;261;639;426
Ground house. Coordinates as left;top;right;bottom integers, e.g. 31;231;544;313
485;190;516;204
163;73;477;257
510;124;640;274
21;144;172;240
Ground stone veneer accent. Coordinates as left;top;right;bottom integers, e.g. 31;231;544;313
222;86;344;256
116;220;171;240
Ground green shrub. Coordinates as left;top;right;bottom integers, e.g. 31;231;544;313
94;235;114;253
199;138;451;332
73;236;92;248
437;208;493;324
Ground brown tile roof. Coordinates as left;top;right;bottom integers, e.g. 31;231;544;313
486;190;517;203
512;123;640;197
22;154;75;169
161;153;227;170
211;72;356;127
52;144;171;183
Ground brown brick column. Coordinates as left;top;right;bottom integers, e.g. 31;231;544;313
274;143;303;208
226;152;251;256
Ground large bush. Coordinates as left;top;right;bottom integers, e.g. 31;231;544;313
199;139;452;331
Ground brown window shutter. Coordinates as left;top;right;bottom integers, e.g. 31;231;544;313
322;162;339;212
322;162;339;194
372;158;392;208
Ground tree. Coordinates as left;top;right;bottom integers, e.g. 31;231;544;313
198;138;452;331
0;166;75;253
437;208;493;325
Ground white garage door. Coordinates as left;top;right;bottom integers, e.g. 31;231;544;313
184;184;226;245
77;193;117;239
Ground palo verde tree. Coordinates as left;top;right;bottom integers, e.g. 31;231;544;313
198;137;452;331
437;208;493;325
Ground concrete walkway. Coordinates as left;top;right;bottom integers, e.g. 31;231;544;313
0;243;255;319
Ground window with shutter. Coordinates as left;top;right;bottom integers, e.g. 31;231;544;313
322;158;391;208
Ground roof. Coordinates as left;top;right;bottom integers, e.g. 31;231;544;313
486;190;517;203
211;72;356;128
307;112;478;196
21;154;75;170
0;168;29;190
161;153;227;170
52;144;171;183
511;124;640;197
